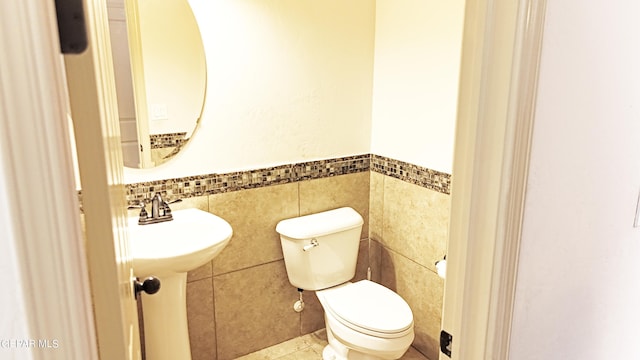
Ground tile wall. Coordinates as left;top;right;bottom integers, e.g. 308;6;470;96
369;172;450;360
125;154;450;360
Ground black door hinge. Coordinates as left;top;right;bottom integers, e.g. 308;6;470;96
54;0;88;54
440;330;452;357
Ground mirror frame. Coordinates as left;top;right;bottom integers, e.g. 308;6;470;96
122;0;206;169
124;0;153;167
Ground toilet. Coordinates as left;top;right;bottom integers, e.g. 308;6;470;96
276;207;415;360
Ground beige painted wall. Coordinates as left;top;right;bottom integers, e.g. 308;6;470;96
131;171;449;359
370;0;465;174
125;0;464;183
127;0;376;183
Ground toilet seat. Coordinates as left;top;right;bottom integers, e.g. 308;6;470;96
317;280;414;339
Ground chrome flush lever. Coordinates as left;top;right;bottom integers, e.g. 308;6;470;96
303;239;319;252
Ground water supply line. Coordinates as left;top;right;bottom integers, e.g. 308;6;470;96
367;239;371;280
293;288;305;312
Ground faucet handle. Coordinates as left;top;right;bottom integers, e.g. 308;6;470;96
127;200;145;209
165;198;182;206
161;198;182;216
161;197;182;209
128;201;148;219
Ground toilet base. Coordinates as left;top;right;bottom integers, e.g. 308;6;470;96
323;344;383;360
323;344;342;360
324;320;403;360
315;281;414;360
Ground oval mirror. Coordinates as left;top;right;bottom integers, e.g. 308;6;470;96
107;0;206;168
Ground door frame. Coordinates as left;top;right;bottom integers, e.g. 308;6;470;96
64;0;142;359
1;0;140;359
0;1;99;359
441;0;547;358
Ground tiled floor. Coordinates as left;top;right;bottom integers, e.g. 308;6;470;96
235;329;429;360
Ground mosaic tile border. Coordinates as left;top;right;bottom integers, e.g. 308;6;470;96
370;154;451;195
125;154;451;205
150;132;187;149
125;154;370;204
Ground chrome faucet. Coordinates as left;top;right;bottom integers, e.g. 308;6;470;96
129;192;182;225
151;192;163;219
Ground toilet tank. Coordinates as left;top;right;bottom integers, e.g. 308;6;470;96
276;207;364;291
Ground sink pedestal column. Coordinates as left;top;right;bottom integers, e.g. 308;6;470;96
140;273;192;360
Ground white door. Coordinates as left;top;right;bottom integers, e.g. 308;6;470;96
0;0;140;359
1;1;100;359
63;0;142;359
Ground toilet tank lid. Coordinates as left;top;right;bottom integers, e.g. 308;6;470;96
276;207;364;240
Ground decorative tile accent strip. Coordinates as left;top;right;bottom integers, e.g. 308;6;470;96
125;154;370;205
150;132;188;149
124;154;450;205
292;155;370;181
370;154;451;195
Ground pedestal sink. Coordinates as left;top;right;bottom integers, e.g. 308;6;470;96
128;208;232;360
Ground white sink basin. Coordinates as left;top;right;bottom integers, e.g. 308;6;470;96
128;207;232;360
128;208;232;277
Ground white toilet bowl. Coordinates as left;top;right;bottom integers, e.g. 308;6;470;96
276;208;415;359
316;280;415;360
